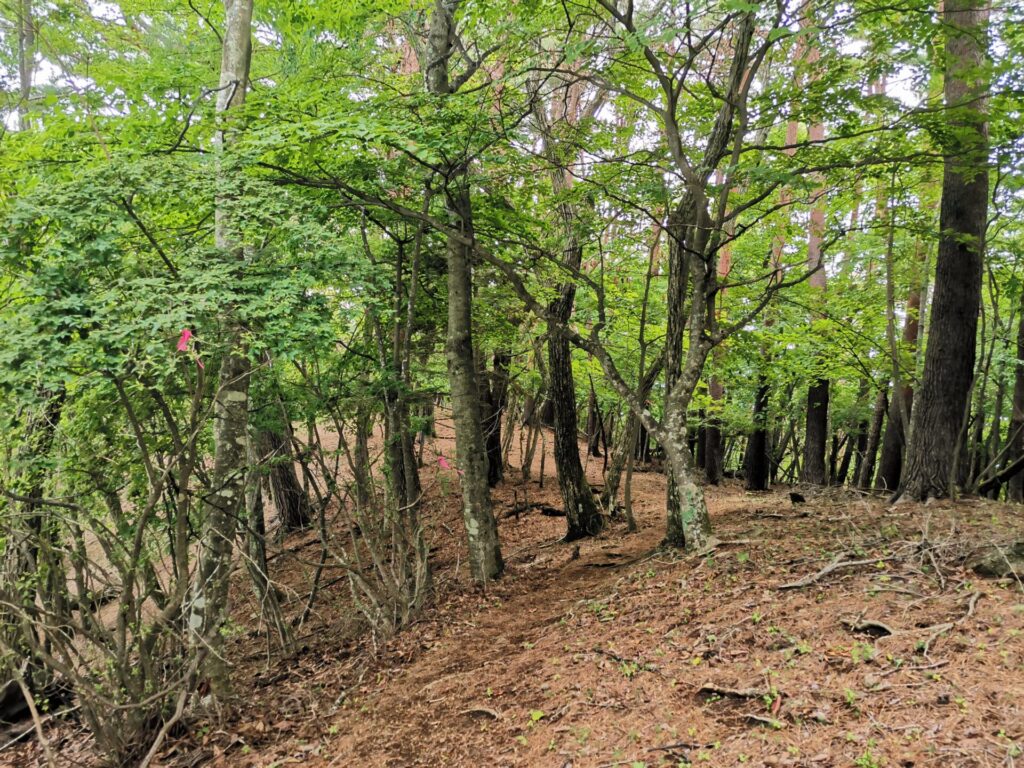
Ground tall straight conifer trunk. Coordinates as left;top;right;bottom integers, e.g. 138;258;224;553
899;0;989;501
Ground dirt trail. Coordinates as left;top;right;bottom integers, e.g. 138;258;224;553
8;420;1024;768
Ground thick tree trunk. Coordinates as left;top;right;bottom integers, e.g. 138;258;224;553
484;351;510;487
427;0;503;581
899;0;989;501
262;426;312;531
801;378;830;484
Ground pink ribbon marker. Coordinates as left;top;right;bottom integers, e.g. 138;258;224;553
437;454;463;476
176;328;204;369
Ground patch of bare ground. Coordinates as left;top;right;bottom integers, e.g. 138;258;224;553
6;421;1024;767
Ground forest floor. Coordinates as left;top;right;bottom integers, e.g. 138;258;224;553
7;419;1024;768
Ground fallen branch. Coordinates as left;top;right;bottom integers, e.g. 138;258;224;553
841;617;896;637
698;682;765;699
778;552;898;590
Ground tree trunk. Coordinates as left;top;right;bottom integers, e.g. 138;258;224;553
745;378;770;491
586;381;602;457
16;0;34;131
836;431;857;486
705;383;724;486
602;358;662;508
427;0;503;581
1008;305;1024;502
484;351;510;487
899;0;989;501
858;388;888;490
542;124;603;541
800;82;830;486
801;378;830;484
190;0;255;701
262;426;311;531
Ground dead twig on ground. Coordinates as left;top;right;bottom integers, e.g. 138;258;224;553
778;552;899;590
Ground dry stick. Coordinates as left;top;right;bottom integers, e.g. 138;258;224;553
9;674;56;768
698;682;765;699
137;683;191;768
778;552;900;590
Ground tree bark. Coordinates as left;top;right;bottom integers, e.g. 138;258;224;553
899;0;989;501
262;425;311;531
190;0;255;701
538;90;604;541
484;351;510;487
801;378;830;484
745;378;770;491
858;388;888;490
427;0;503;581
1008;305;1024;501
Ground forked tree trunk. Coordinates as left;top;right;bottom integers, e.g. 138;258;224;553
899;0;989;501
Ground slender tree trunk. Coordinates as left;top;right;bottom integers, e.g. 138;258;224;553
899;0;989;501
876;227;925;490
543;137;603;541
836;431;857;485
858;388;888;490
800;34;830;485
602;359;662;508
16;0;34;131
745;378;770;491
427;0;502;581
586;382;602;457
244;441;291;650
1008;306;1024;501
705;384;724;486
190;0;255;701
